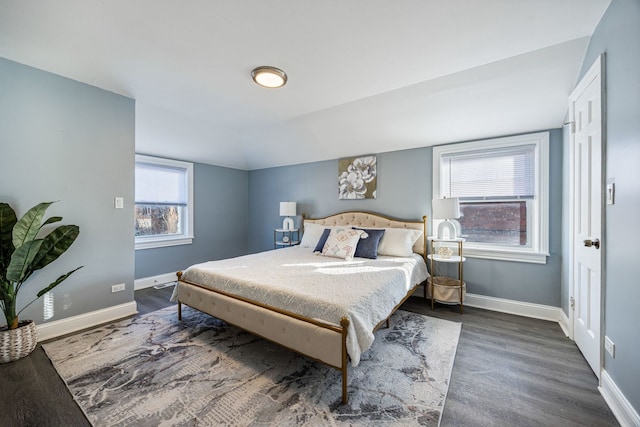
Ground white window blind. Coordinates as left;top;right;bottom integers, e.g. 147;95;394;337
134;154;194;250
135;162;188;206
441;144;536;200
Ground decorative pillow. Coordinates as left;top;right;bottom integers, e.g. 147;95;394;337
352;227;386;259
377;228;423;257
300;223;329;248
321;228;368;260
313;228;332;252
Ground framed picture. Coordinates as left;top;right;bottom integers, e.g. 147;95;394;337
338;155;377;199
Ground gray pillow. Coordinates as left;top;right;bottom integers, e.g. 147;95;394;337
352;227;386;259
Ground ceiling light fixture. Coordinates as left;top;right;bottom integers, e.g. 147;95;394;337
251;66;287;88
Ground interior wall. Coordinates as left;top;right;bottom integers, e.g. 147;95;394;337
248;146;432;248
248;129;563;306
0;57;135;325
577;0;640;413
134;161;249;279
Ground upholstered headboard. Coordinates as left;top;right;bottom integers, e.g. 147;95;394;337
302;211;428;257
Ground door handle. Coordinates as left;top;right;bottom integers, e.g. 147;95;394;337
584;238;600;249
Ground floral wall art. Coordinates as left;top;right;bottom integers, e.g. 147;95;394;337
338;155;377;199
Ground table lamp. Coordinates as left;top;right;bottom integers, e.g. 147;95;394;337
432;197;461;239
279;202;296;230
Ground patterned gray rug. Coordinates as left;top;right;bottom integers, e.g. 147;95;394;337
43;305;461;426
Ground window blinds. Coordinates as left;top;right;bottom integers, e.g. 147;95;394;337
135;162;188;205
441;144;536;200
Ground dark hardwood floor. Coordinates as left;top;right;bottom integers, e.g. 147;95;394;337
402;298;618;426
135;284;177;315
0;286;176;427
0;287;618;426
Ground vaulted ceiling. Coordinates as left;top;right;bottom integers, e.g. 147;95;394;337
0;0;610;170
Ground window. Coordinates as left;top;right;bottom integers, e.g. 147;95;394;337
433;132;549;263
135;155;194;250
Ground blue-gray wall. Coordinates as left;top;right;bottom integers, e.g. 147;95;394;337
577;0;640;413
0;56;251;327
249;129;563;306
0;57;135;324
248;147;431;252
134;162;248;278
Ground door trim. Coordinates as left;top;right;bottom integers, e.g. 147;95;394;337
568;53;606;380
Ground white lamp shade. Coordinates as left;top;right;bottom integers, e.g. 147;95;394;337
279;202;296;217
432;198;460;219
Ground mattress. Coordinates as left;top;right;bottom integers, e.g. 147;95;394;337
172;246;428;365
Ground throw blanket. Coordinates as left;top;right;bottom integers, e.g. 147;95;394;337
172;247;428;366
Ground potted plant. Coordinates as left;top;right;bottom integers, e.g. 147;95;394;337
0;201;82;363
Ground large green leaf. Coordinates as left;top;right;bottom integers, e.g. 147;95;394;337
12;202;53;250
29;225;80;272
0;203;17;274
42;216;63;226
6;240;43;283
36;266;83;298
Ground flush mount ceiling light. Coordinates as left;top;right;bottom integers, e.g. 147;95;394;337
251;66;287;88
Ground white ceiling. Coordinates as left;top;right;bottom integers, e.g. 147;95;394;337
0;0;610;170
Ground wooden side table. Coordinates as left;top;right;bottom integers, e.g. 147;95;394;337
426;237;466;313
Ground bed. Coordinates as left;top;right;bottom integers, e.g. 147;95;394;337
173;211;428;404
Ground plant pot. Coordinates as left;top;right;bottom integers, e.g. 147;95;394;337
0;320;38;363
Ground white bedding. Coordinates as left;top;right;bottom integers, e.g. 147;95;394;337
172;246;428;366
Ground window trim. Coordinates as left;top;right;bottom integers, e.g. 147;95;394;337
432;132;549;264
135;154;194;250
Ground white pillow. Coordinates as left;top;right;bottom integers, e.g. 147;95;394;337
300;223;328;248
321;228;368;260
377;228;423;257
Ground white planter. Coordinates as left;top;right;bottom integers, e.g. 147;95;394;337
0;320;38;363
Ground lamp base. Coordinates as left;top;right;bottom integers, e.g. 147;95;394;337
282;217;294;230
437;220;458;240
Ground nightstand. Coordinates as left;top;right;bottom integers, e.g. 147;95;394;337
426;237;466;313
274;228;300;248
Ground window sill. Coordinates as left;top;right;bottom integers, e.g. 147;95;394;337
461;247;549;264
135;235;194;250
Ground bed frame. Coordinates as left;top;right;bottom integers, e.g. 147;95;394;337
176;211;427;404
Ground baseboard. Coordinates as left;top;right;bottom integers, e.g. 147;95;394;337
134;272;179;290
558;309;571;337
600;369;640;427
37;301;138;342
464;293;562;323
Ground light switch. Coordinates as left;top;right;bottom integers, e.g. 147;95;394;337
606;182;615;205
115;197;124;209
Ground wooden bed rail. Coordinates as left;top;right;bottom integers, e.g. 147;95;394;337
176;271;351;403
176;271;422;405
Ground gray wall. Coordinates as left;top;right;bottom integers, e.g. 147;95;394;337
248;147;431;252
0;56;250;327
576;0;640;413
135;162;248;278
0;57;135;325
249;129;563;306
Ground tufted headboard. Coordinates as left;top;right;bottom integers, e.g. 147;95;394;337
302;211;428;258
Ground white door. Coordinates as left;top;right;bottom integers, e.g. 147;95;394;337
569;55;604;378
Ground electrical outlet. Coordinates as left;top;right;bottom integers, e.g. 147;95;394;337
605;336;615;358
111;283;126;293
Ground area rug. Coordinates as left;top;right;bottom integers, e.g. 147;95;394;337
42;305;461;426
